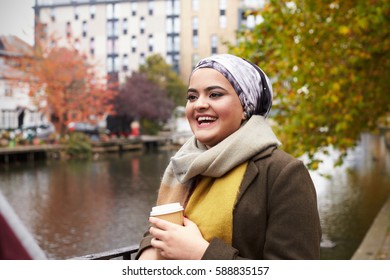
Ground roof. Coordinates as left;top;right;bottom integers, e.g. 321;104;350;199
0;35;33;57
0;35;33;81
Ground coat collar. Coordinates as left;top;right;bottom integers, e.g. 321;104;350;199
234;145;277;206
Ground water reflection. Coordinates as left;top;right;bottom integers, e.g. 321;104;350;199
0;150;175;259
312;133;390;259
0;134;389;259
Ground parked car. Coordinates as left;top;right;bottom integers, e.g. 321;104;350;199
22;123;55;140
67;122;99;136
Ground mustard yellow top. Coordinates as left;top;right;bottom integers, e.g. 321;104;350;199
185;161;248;245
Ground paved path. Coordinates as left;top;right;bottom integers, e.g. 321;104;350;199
352;195;390;259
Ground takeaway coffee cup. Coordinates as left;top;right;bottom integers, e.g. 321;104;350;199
150;202;184;225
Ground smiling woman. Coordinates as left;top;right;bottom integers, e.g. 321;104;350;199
186;68;245;148
136;54;321;260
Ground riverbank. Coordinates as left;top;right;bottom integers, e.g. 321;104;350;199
351;195;390;259
0;135;180;164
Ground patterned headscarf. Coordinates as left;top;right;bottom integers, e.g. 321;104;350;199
192;54;273;118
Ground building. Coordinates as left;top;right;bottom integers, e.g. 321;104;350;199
180;0;265;80
33;0;265;83
0;35;44;130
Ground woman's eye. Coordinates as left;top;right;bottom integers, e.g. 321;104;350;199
186;95;197;101
210;92;223;98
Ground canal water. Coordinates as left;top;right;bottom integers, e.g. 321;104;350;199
0;134;389;260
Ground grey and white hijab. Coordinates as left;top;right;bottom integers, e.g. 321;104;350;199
192;54;273;118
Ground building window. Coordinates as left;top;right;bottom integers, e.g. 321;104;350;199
173;36;180;52
166;18;173;33
82;21;87;37
131;1;137;16
148;34;154;52
122;18;128;35
167;37;172;53
219;14;227;28
50;7;55;21
219;0;227;28
66;22;72;38
140;17;145;34
166;0;173;14
90;37;95;56
74;6;79;20
107;21;119;37
173;17;180;33
74;38;81;51
192;17;198;48
131;35;137;53
107;22;113;37
123;54;128;71
219;0;227;10
114;56;120;72
211;34;218;55
148;0;154;16
90;5;96;19
114;21;120;37
192;0;199;11
173;0;180;15
107;3;119;19
140;53;145;65
107;39;117;54
107;57;113;72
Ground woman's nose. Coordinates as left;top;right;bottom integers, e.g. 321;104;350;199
194;96;209;111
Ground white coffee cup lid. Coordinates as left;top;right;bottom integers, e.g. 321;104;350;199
150;203;184;216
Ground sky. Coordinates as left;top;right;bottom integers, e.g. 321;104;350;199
0;0;35;45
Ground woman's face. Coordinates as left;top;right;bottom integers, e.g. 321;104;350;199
185;68;245;148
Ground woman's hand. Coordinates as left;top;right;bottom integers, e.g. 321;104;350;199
149;217;209;260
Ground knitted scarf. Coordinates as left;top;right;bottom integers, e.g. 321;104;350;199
156;115;281;206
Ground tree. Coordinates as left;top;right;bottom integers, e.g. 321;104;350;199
139;54;187;107
114;72;174;134
230;0;390;168
23;30;113;135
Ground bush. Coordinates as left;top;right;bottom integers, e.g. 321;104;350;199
66;132;92;158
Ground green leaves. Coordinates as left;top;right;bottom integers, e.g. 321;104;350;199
230;0;390;169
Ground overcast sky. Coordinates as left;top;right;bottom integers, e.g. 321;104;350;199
0;0;35;45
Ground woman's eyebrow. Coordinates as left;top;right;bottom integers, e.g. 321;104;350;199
187;85;226;93
187;88;198;94
206;85;226;91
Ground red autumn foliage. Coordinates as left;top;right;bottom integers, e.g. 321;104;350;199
22;29;115;135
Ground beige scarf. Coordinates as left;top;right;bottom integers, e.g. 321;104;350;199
156;115;281;206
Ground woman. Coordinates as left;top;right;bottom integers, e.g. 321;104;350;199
136;54;321;260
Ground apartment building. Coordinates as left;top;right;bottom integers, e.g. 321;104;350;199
180;0;264;80
33;0;264;83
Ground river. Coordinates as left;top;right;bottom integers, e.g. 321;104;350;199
0;133;389;259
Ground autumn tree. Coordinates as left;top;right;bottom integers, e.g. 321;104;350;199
139;54;187;107
114;72;174;134
230;0;390;168
24;31;113;135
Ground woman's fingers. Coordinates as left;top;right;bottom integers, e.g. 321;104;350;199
149;217;176;230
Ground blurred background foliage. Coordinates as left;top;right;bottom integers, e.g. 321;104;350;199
230;0;389;169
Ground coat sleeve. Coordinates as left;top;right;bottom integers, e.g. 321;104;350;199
134;229;153;259
263;159;321;259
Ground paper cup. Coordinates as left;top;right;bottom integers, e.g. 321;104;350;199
150;203;184;225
